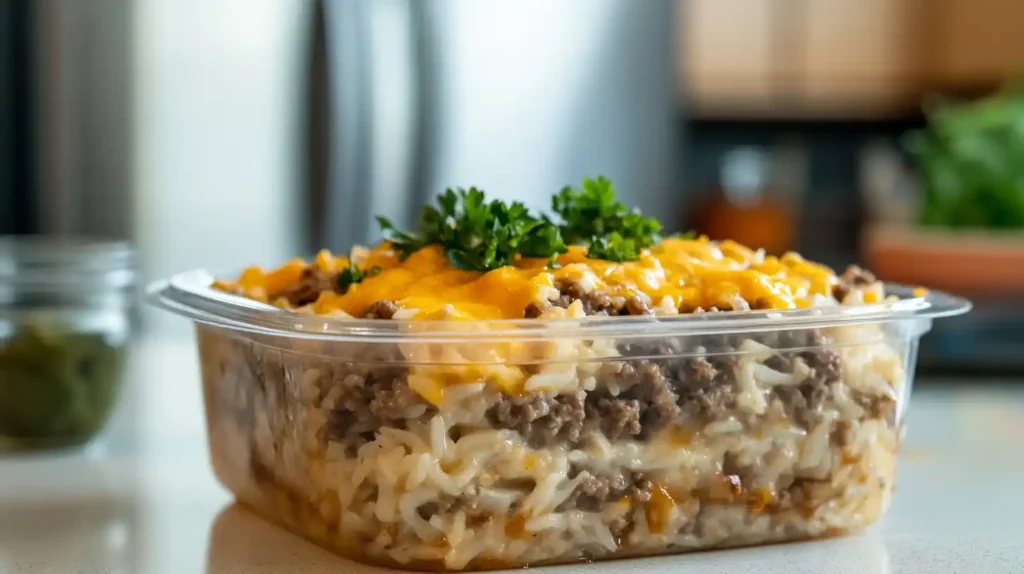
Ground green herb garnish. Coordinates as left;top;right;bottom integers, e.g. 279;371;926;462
585;232;642;262
378;188;566;272
374;176;666;270
550;176;662;262
668;230;697;240
337;263;381;292
905;88;1024;228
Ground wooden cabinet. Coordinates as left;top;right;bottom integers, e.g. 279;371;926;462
679;0;1020;118
681;0;778;115
680;0;924;117
928;0;1024;89
801;0;924;114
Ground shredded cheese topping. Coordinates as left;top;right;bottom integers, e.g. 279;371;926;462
214;236;841;320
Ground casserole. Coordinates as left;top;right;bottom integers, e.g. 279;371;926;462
149;183;969;570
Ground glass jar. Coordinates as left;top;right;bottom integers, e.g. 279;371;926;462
693;147;799;256
0;237;136;451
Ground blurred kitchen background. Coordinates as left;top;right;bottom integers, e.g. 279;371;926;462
2;0;1023;376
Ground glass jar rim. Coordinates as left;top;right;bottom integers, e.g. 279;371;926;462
0;236;136;291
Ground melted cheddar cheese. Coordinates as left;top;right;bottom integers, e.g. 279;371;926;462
215;237;840;320
214;235;839;319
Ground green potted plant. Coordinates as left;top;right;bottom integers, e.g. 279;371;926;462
907;88;1024;229
863;87;1024;296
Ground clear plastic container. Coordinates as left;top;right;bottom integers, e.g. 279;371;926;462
150;269;969;571
0;237;136;451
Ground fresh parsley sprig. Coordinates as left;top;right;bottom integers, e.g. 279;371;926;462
549;176;662;262
337;261;381;292
667;230;697;240
584;232;641;262
374;176;668;270
377;188;566;272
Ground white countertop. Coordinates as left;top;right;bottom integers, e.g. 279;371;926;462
2;336;1023;574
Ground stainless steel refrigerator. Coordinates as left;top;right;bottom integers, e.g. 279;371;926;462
315;0;681;252
0;0;133;238
2;0;681;262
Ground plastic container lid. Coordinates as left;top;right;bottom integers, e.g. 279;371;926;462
147;269;972;344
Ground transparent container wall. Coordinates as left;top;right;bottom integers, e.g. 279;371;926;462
195;319;922;571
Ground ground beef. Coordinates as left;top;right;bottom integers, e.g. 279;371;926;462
625;295;653;316
280;266;340;307
278;268;863;454
671;354;738;420
489;353;742;445
587;360;681;440
584;351;743;440
325;365;433;447
833;265;877;302
544;280;652;316
756;328;822;351
489;390;587;448
680;383;736;421
488;359;693;446
760;332;841;419
279;267;401;316
364;300;398;319
627;363;682;429
753;333;840;423
588;398;642;439
684;356;717;385
566;471;628;511
801;343;842;386
558;469;652;512
771;380;829;427
765;353;796;373
523;303;544;318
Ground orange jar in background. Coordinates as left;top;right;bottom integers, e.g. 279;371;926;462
693;147;801;256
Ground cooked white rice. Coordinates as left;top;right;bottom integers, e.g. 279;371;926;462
195;317;905;571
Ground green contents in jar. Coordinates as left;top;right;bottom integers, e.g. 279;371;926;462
0;324;126;449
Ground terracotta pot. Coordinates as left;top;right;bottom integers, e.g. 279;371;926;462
862;224;1024;297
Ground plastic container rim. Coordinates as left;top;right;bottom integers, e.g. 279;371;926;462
146;268;972;343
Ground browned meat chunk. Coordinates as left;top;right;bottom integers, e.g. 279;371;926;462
833;265;878;302
326;365;433;448
490;390;587;448
544;280;652;316
772;380;829;427
558;469;652;512
280;266;339;307
364;300;398;319
588;360;682;439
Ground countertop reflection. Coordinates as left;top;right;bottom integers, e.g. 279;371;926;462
1;336;1022;574
206;502;890;574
